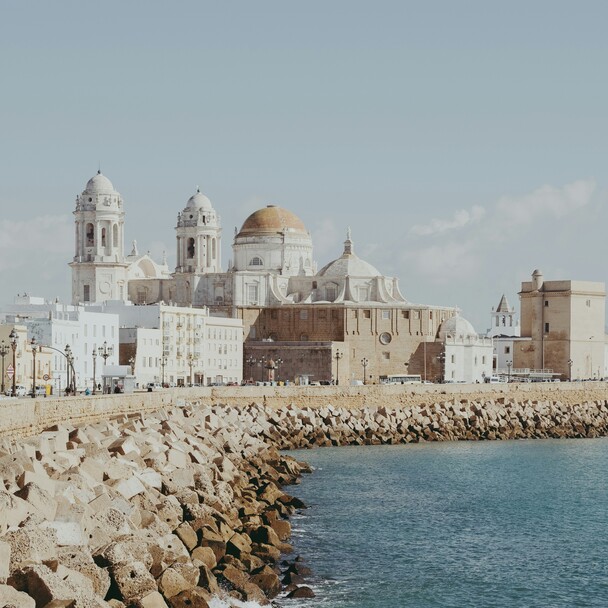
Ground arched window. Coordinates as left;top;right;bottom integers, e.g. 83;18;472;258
249;256;263;266
86;223;94;247
187;238;195;258
112;224;118;248
101;228;106;247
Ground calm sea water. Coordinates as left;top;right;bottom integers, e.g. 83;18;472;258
275;439;608;608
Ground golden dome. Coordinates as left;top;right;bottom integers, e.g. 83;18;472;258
238;205;308;236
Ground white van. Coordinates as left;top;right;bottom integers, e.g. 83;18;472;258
4;385;27;397
486;375;507;384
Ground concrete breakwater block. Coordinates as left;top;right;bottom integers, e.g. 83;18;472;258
1;394;606;605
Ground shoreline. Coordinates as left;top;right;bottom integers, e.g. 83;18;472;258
2;390;608;604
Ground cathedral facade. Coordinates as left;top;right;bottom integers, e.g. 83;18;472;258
70;172;463;384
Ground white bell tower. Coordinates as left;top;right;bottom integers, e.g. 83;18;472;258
174;188;222;305
69;171;129;304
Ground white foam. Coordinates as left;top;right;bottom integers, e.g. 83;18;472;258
208;595;266;608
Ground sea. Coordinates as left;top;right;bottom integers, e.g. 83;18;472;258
209;438;608;608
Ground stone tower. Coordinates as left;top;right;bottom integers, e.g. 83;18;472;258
174;188;222;305
69;171;128;304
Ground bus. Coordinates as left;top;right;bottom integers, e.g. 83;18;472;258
380;374;422;385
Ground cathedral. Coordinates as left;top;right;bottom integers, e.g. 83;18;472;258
70;171;468;384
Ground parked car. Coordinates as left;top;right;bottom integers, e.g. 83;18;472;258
5;385;27;397
29;385;46;397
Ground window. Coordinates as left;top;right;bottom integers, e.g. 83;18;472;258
299;310;308;320
382;310;390;320
318;310;327;319
451;354;455;364
402;311;409;319
86;223;94;247
587;299;591;308
312;281;317;289
83;285;90;302
382;352;390;360
249;256;263;266
247;284;259;305
504;346;511;354
300;334;308;341
545;322;550;333
326;286;337;301
482;356;486;364
101;228;107;247
544;300;549;307
187;238;195;259
364;310;371;319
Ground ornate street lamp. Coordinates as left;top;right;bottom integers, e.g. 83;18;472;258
9;329;17;397
361;357;369;385
0;340;8;395
128;356;135;375
30;338;38;398
187;352;198;386
246;356;256;383
92;349;97;394
507;360;512;383
334;351;343;385
275;357;283;382
568;358;573;382
98;341;113;365
161;356;167;386
65;344;76;394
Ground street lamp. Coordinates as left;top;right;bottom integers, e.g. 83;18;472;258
128;356;135;375
30;338;38;398
92;349;97;394
161;355;167;386
0;340;8;395
97;341;112;393
187;352;197;386
334;351;343;385
361;358;369;385
506;359;512;383
65;344;76;394
246;356;257;383
568;358;573;382
9;329;17;397
274;357;283;382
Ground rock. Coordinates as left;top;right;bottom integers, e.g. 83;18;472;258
166;587;211;608
0;583;36;608
157;567;192;598
287;585;316;598
190;547;216;570
110;561;157;603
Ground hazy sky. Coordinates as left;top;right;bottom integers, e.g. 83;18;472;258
2;1;608;331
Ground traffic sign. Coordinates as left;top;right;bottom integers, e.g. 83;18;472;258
6;365;14;379
43;374;50;381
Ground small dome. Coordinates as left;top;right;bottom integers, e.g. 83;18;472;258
318;255;381;278
238;205;308;236
84;171;116;194
438;315;478;340
186;188;213;210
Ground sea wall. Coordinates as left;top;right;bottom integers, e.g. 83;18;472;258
2;382;608;439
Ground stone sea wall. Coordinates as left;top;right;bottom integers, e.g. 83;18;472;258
2;385;608;605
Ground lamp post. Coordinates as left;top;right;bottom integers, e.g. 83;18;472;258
274;357;283;382
161;356;167;386
334;351;343;385
30;338;38;398
436;352;445;383
65;344;76;394
98;341;112;393
568;358;573;382
246;356;256;383
423;339;427;383
0;340;8;395
9;329;17;397
187;352;197;386
128;356;135;375
507;359;512;383
92;349;97;394
361;357;369;385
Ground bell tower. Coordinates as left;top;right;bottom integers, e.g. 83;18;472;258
69;171;129;304
174;188;222;305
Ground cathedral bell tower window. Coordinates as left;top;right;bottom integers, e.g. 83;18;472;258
101;228;107;247
187;238;195;259
86;223;94;247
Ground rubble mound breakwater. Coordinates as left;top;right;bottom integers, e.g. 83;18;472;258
1;386;608;606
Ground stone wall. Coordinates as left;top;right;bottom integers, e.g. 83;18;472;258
2;383;608;440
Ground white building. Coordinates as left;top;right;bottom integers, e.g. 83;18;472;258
439;315;493;383
1;296;119;393
97;301;243;386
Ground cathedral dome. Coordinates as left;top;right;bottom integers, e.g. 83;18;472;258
438;315;478;340
186;188;213;211
238;205;308;236
84;171;116;194
317;229;381;277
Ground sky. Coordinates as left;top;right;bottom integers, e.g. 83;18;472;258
1;0;608;331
